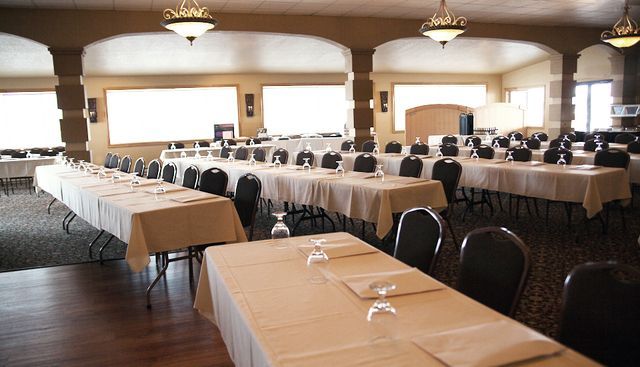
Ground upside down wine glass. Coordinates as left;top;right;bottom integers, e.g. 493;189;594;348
170;143;176;150
436;146;443;157
248;153;257;167
374;164;384;181
129;172;141;191
367;281;398;342
557;153;567;166
227;151;235;163
307;238;328;284
493;140;500;149
325;143;332;153
335;160;345;177
506;150;514;163
249;138;255;146
349;144;356;154
415;136;421;144
206;150;213;160
271;212;290;249
302;158;311;173
372;144;380;156
467;140;474;148
223;140;229;148
153;179;166;200
273;155;282;168
595;141;604;152
471;148;479;159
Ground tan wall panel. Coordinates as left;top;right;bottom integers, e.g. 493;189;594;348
55;84;86;109
405;104;472;146
60;117;89;143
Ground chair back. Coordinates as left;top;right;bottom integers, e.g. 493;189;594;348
168;142;185;149
531;132;548;141
491;136;510;148
161;162;177;184
253;147;267;162
431;158;462;205
614;133;636;144
353;153;377;172
104;152;113;167
409;143;429;155
508;131;524;141
585;133;606;142
272;148;289;164
520;138;541;150
109;154;120;169
385;141;403;153
41;149;57;156
199;168;228;196
321;151;343;169
543;147;573;165
132;157;145;177
439;143;459;157
558;132;577;142
398;155;423;178
584;138;609;152
295;150;315;166
147;159;161;179
474;144;495;159
11;151;27;158
464;136;481;147
505;146;531;161
234;173;262;240
627;140;640;154
225;139;237;146
182;165;200;189
594;148;630;169
245;137;260;145
458;227;530;317
394;207;446;275
441;135;458;145
549;138;572;150
235;146;249;160
52;146;66;153
278;136;290;140
119;155;132;173
220;146;232;158
194;141;210;147
557;262;640;366
362;140;376;152
341;139;355;151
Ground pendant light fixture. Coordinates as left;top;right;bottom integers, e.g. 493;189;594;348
601;0;640;49
419;0;468;48
161;0;218;45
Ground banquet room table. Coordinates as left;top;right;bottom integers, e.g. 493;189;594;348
165;157;447;238
426;134;627;151
296;151;630;219
0;155;58;179
34;164;247;272
160;144;275;161
268;136;347;159
194;232;597;367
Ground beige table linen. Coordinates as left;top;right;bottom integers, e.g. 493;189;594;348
0;156;58;179
166;159;447;238
34;165;247;272
194;232;598;367
341;268;445;298
160;144;276;162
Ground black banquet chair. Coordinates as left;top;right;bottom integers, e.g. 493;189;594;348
438;143;459;157
520;137;541;150
295;150;315;166
584;138;609;152
252;147;267;162
147;159;161;179
161;162;177;184
473;144;495;159
431;158;462;246
585;133;606;142
398;155;423;178
628;140;640;154
543;147;573;165
272;148;289;164
464;136;481;147
508;131;524;141
234;146;249;160
132;157;145;177
194;141;210;147
108;154;120;169
614;132;637;144
491;136;510;148
558;132;577;142
199;167;228;196
594;148;630;169
549;138;572;150
104;152;113;167
182;165;200;189
441;134;458;145
531;132;548;141
557;262;640;366
505;146;532;161
393;207;446;276
362;140;376;153
341;139;355;151
234;173;262;241
220;146;232;159
119;155;132;173
353;153;377;172
457;227;530;317
321;151;342;169
168;142;185;149
409;143;429;155
384;141;403;153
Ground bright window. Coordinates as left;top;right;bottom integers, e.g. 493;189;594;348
506;86;545;126
106;86;239;145
572;81;612;132
393;84;487;131
0;91;62;149
262;85;346;136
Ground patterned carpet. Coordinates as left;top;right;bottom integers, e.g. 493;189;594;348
1;185;639;338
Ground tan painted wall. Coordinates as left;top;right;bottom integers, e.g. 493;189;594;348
371;73;503;145
576;45;614;82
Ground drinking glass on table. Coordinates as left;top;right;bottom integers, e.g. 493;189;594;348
223;140;229;148
302;158;311;173
26;150;32;158
227;151;235;163
97;167;107;180
467;140;474;148
557;153;567;166
306;142;313;151
273;155;282;168
129;172;141;190
249;138;255;146
367;281;398;342
493;140;500;149
170;143;176;150
372;144;380;156
506;150;514;163
111;170;122;183
180;151;187;159
153;179;166;200
325;143;332;153
271;212;290;249
415;136;421;144
374;164;384;181
595;141;603;152
306;238;328;284
248;153;257;167
206;150;213;160
349;144;356;154
335;160;345;177
471;148;479;159
435;146;443;157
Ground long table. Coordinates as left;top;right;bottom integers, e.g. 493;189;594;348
34;164;247;272
165;157;447;238
296;151;631;218
0;156;58;179
160;144;276;161
195;232;597;367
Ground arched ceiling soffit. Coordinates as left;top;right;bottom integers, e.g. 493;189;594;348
83;31;346;76
0;8;605;55
374;37;552;74
0;32;53;77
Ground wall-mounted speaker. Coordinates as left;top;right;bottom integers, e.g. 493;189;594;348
87;98;97;123
245;94;254;117
380;91;388;113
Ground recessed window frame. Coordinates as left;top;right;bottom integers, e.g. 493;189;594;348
572;79;613;132
104;84;241;148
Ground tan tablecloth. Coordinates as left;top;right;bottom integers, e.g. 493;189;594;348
160;144;276;162
194;232;598;367
166;158;447;238
0;156;58;179
34;165;247;272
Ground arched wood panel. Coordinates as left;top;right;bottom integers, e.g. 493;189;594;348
405;104;472;145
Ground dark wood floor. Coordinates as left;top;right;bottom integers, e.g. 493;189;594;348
0;258;234;366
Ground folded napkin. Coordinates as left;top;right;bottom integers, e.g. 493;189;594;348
341;268;444;299
412;320;565;367
298;241;376;259
168;191;221;203
144;185;187;194
571;164;600;170
126;179;160;187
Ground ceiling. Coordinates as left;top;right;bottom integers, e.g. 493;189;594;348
0;30;554;77
0;0;636;28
